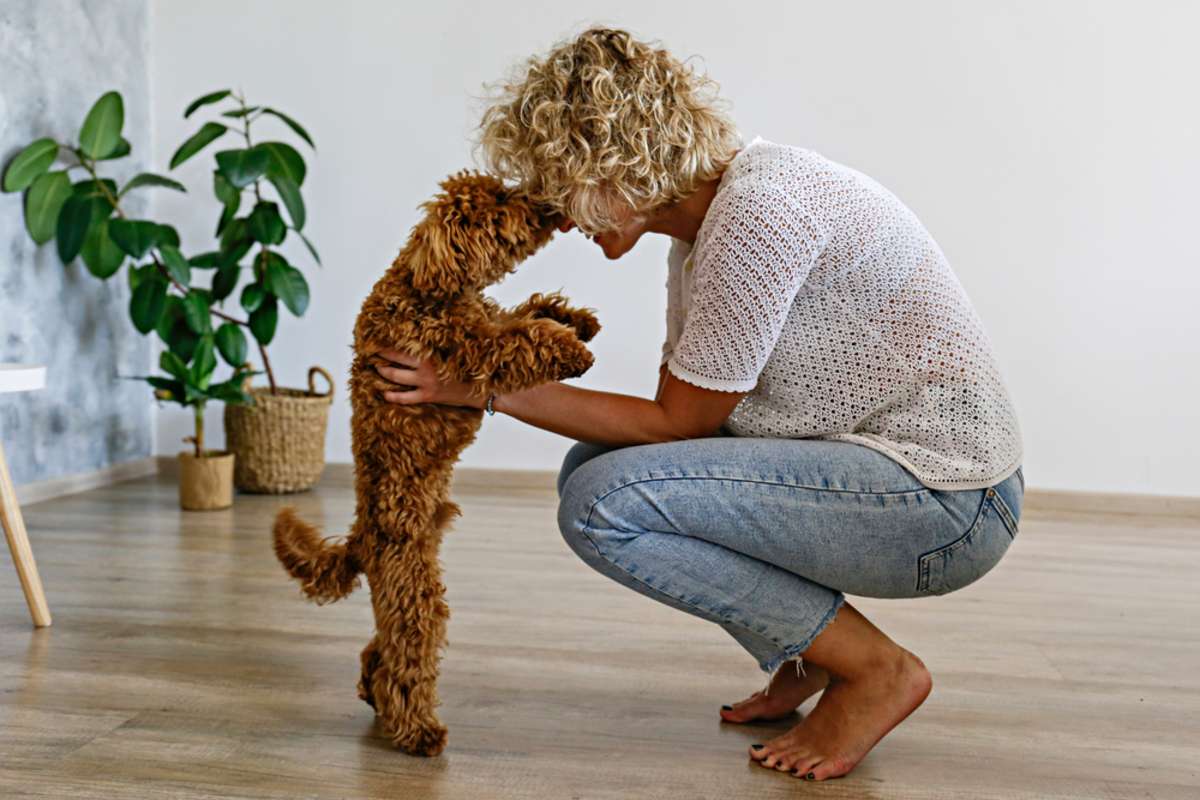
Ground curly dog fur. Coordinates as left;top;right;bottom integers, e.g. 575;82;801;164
273;171;600;756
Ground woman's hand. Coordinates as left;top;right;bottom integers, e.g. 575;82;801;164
372;349;485;410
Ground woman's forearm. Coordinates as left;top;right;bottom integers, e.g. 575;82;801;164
493;380;680;446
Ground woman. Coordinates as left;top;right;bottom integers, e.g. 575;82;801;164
374;27;1024;781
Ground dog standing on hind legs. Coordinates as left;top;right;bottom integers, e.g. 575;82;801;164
272;171;599;756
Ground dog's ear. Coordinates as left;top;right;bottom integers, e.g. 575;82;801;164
408;170;557;297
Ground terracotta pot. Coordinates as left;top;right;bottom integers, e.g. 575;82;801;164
178;451;235;511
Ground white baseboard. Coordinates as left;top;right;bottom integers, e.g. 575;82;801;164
15;459;1200;521
1024;488;1200;520
15;456;159;505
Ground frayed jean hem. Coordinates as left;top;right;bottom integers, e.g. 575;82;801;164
758;591;846;676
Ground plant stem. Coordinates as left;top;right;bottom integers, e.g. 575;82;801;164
193;403;205;457
256;339;276;392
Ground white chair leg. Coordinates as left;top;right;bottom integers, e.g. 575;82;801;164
0;441;52;627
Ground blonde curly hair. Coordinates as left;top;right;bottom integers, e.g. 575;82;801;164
475;27;742;234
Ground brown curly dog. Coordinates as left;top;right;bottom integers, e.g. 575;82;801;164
272;170;600;756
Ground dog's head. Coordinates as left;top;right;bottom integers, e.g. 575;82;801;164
407;170;558;298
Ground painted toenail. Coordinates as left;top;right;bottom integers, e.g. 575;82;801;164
807;772;815;780
721;704;733;710
751;743;764;750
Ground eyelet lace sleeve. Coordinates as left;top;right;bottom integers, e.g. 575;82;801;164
667;185;825;392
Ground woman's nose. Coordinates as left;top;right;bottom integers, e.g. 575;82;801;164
557;218;576;233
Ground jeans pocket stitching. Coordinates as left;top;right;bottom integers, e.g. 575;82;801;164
989;490;1020;539
917;492;989;593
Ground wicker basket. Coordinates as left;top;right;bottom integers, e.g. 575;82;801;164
223;366;335;494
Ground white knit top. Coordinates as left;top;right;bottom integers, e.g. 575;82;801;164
661;136;1023;491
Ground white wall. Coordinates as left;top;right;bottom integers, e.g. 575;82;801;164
151;1;1200;497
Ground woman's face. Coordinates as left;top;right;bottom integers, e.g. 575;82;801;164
557;194;650;260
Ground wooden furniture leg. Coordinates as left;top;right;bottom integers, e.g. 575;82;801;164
0;440;51;627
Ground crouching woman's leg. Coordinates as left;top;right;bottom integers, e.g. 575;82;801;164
552;436;937;782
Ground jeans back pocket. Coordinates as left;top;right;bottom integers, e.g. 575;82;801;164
917;487;1016;596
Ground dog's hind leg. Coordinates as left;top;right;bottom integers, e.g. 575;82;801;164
364;533;452;757
357;633;382;710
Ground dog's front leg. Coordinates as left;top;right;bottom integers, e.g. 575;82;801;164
454;316;596;398
505;291;601;343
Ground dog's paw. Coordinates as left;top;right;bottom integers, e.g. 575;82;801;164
567;309;601;343
555;338;595;380
391;720;448;757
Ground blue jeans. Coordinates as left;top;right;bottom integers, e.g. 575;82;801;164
556;437;1023;676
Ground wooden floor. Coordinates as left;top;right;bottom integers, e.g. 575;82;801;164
1;469;1198;799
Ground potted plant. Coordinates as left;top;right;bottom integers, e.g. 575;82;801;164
168;90;334;494
1;89;328;507
149;352;254;511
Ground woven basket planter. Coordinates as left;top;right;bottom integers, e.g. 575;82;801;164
223;366;334;494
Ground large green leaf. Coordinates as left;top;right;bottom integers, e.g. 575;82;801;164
255;141;306;185
219;239;252;269
160;350;189;381
215;204;237;238
268;174;305;230
157;224;181;248
211;262;240;301
215;148;270;189
96;137;131;161
218;222;249;264
159;299;199;362
156;295;185;341
130;262;158;292
214;322;247;367
240;282;265;313
24;170;72;244
261;108;315;149
182;289;211;334
296;229;321;266
3;138;58;192
130;277;168;333
190;334;217;389
79;92;125;159
189;251;222;269
159;243;191;285
72;177;117;200
146;376;187;406
80;219;125;279
213;170;240;209
109;219;164;259
170;122;228;169
67;181;117;232
206;377;252;405
119;172;187;198
265;255;309;316
184;89;232;118
248;295;278;344
55;194;93;263
221;106;262;119
248;202;285;244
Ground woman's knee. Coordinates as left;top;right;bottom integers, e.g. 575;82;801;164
556;448;618;563
555;440;616;498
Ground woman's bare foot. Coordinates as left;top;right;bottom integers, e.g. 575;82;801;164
720;659;830;723
748;648;932;781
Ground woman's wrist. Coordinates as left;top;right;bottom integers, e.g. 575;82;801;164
489;384;535;416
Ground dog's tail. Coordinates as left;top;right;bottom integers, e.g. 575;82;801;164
273;507;362;604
